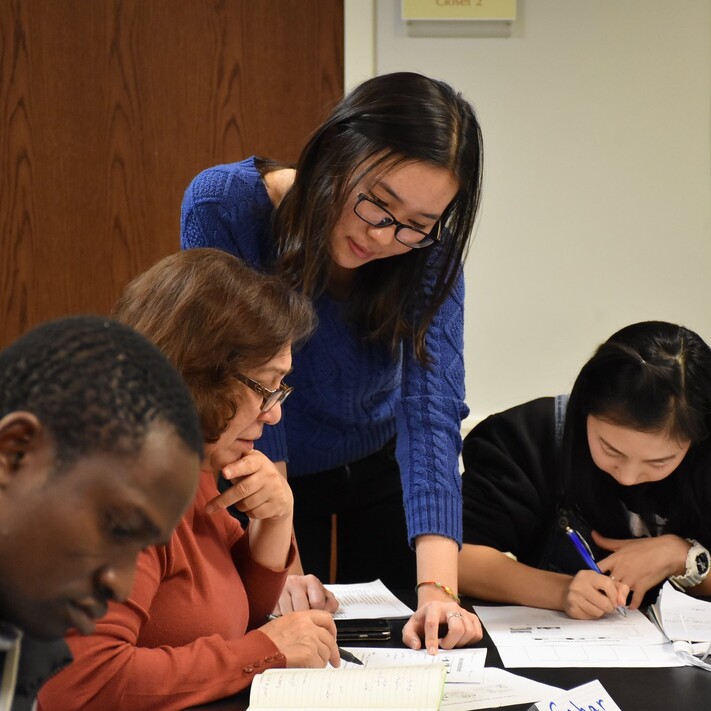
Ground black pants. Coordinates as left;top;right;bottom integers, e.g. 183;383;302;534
289;440;417;589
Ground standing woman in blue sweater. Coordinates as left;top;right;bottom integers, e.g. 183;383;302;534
181;72;483;652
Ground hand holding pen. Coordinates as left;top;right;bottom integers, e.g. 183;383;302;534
565;527;628;618
264;612;363;666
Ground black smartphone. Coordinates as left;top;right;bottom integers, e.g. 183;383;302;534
335;618;392;642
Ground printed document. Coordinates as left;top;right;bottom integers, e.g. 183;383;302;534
339;646;486;683
326;579;414;619
475;604;683;668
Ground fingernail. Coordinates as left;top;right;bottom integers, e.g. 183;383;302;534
427;645;438;655
205;503;216;514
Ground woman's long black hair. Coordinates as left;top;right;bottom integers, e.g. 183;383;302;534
560;321;711;540
262;72;483;365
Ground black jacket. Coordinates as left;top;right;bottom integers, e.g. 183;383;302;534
461;397;711;581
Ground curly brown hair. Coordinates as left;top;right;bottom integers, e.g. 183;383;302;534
113;248;316;442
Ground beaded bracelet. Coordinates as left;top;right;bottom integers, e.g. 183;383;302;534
415;580;461;604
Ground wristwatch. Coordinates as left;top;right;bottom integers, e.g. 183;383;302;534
669;539;711;589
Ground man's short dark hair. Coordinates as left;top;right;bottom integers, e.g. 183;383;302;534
0;316;203;468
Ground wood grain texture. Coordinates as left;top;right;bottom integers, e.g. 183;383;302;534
0;0;343;346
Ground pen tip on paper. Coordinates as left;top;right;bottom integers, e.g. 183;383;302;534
338;648;364;665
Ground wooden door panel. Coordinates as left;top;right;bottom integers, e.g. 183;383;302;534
0;0;343;346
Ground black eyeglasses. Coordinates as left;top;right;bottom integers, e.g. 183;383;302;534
235;374;293;413
353;193;441;249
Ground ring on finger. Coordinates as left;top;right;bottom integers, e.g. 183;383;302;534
446;611;463;622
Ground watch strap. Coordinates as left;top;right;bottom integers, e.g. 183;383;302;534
669;539;710;589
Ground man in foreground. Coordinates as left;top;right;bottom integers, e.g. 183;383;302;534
0;315;203;710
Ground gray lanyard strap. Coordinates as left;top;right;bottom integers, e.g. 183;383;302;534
554;394;569;451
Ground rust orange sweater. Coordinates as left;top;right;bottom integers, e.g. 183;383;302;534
38;471;294;711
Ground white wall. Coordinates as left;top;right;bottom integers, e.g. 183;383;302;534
346;0;711;427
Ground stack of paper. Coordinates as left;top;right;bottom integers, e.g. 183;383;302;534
648;582;711;669
314;580;576;711
320;581;566;709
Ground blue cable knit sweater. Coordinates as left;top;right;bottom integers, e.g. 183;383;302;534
180;157;468;545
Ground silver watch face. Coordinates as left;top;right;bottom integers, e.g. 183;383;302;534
695;551;710;576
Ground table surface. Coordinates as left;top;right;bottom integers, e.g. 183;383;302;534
187;595;711;711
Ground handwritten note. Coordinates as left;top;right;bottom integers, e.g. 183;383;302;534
247;664;446;710
529;679;622;711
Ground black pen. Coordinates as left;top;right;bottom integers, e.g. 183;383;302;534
266;614;364;665
338;647;364;665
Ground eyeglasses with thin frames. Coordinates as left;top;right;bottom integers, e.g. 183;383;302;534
353;193;441;249
235;373;293;413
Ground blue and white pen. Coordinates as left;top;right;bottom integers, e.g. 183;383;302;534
565;526;627;617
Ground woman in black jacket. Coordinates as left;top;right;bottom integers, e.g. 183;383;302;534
459;321;711;619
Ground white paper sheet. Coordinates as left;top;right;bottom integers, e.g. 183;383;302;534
495;641;683;668
339;646;486;683
326;579;415;619
439;668;564;711
476;604;683;668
